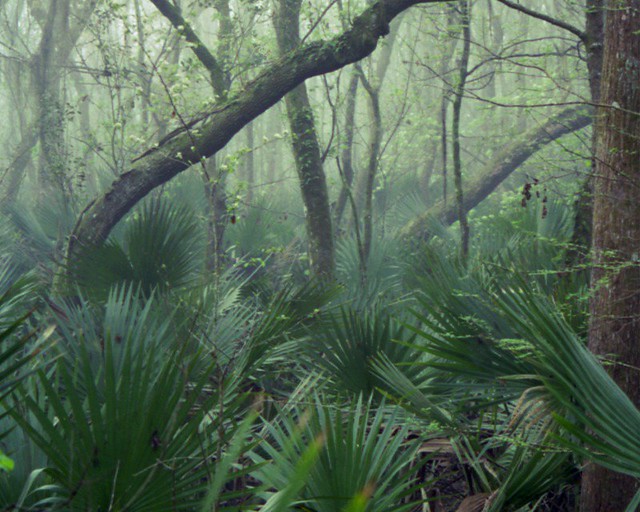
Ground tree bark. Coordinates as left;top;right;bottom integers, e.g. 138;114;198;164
32;0;69;200
451;0;470;259
334;70;359;229
274;0;334;279
359;72;382;270
585;0;604;103
63;0;448;268
581;2;640;510
399;105;593;240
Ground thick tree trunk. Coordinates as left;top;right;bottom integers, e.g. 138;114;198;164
274;0;334;279
32;0;69;200
399;105;592;240
28;0;98;202
64;0;433;270
581;3;640;511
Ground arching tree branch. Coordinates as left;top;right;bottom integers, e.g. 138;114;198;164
399;105;593;241
497;0;586;43
64;0;451;264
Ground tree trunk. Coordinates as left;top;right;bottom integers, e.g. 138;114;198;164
565;0;604;282
32;0;69;200
62;0;447;269
274;0;334;279
334;70;359;229
437;4;461;208
244;122;255;204
451;0;470;260
400;105;592;240
28;0;98;202
358;14;401;267
359;76;382;269
204;157;228;272
581;3;640;510
150;0;232;272
585;0;604;104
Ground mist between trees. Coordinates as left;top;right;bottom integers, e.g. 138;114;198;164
0;0;638;510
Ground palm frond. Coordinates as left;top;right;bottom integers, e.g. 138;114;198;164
251;395;425;512
492;286;640;479
305;307;426;398
68;198;203;301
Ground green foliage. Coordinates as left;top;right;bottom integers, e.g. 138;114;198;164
0;263;51;507
251;395;425;512
304;307;424;398
2;198;77;275
70;198;203;301
335;234;406;309
493;286;640;480
11;287;243;510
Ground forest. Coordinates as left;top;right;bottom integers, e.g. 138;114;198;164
0;0;639;510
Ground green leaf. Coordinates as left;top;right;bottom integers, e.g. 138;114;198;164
0;452;14;472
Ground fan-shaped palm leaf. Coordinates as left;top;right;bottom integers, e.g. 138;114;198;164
68;198;203;301
12;287;248;510
251;395;425;512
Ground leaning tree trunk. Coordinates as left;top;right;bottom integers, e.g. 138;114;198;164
399;104;592;241
61;0;447;272
274;0;334;280
581;3;640;511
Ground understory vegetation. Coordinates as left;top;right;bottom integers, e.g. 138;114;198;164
0;191;638;511
1;0;638;509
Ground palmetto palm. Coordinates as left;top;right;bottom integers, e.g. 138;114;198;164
0;258;52;506
303;307;426;398
251;395;426;512
68;198;203;301
11;286;251;511
372;233;640;509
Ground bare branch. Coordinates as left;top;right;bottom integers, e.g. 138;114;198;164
497;0;586;43
400;105;593;240
65;0;453;262
148;0;229;98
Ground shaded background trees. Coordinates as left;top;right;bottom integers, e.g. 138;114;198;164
1;1;640;509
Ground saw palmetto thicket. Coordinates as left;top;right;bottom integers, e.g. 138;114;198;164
0;198;637;512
